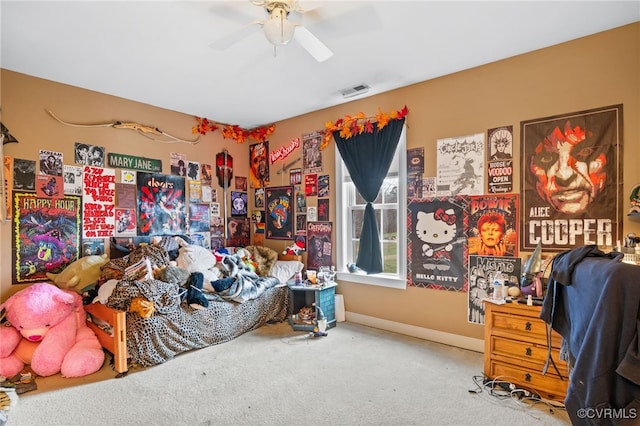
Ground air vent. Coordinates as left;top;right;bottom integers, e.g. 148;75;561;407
339;83;370;98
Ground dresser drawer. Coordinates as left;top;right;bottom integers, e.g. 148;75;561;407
490;335;569;376
489;360;569;401
491;310;548;337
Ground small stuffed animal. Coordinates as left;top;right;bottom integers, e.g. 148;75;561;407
282;241;304;256
236;248;258;273
176;244;222;291
46;253;109;293
0;283;105;378
154;265;190;287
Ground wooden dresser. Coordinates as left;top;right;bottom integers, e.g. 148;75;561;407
483;301;569;401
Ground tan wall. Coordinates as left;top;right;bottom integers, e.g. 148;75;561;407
2;23;639;343
0;71;249;299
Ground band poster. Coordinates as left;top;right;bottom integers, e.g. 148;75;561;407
436;133;484;196
307;221;332;270
265;186;294;240
249;141;269;189
137;172;186;236
302;131;323;175
520;105;623;251
12;192;81;283
407;196;469;291
467;255;522;325
486;126;514;194
468;194;518;258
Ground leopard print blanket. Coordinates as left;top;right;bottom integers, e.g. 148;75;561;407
103;246;289;367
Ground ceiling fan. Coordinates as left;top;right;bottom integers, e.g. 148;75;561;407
211;0;334;63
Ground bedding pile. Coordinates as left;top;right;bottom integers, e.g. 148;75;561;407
94;244;290;367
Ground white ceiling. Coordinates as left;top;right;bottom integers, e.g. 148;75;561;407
2;1;639;128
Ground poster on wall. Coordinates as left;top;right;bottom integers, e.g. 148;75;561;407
74;143;105;167
318;175;330;197
436;133;484;196
520;104;623;252
265;186;294;240
12;192;81;283
468;194;519;257
189;203;211;233
63;164;83;195
249;141;269;189
227;216;250;247
318;198;330;221
187;161;201;181
307;221;332;270
231;191;247;216
36;174;63;198
82;166;116;239
82;239;105;257
486;126;513;194
302;131;323;174
137;172;186;236
13;158;35;191
39;150;63;176
115;208;137;236
467;255;522;325
170;152;187;176
407;196;469;291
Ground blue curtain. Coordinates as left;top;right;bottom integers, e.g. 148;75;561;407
334;117;405;274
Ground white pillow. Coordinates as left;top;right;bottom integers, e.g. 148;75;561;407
269;260;303;284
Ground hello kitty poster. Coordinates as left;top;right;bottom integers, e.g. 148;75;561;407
407;196;469;291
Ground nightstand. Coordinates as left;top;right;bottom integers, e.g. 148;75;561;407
288;281;337;332
483;301;569;401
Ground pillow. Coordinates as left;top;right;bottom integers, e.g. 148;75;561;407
269;260;303;284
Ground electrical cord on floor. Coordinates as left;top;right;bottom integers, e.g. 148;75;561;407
469;374;566;416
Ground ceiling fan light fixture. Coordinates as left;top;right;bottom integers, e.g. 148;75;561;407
263;6;295;46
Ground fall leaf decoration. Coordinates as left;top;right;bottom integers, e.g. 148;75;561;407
193;117;275;144
321;105;409;149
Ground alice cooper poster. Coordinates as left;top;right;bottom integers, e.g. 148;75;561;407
12;192;81;283
407;196;469;291
520;105;623;252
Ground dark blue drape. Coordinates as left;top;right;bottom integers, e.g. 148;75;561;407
334;117;405;274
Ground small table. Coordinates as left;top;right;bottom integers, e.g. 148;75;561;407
287;281;337;332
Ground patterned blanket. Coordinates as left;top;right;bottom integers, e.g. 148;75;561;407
104;250;289;367
106;281;289;367
211;254;284;303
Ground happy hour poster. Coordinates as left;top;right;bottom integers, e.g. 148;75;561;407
12;192;81;283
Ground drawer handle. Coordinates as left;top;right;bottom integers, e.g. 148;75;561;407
524;321;532;331
524;373;532;383
525;347;532;357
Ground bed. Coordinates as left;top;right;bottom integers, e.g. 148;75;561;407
540;245;640;425
84;243;303;376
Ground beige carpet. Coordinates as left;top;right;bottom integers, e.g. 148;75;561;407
4;321;569;425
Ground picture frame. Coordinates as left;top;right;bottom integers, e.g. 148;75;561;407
265;185;294;240
520;105;623;252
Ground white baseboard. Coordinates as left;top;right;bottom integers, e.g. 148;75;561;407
345;312;484;353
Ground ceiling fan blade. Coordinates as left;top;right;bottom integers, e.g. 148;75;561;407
209;21;263;50
293;26;333;62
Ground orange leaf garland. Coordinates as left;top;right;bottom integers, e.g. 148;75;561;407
321;105;408;149
192;117;275;143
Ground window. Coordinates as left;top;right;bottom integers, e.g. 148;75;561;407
335;126;407;289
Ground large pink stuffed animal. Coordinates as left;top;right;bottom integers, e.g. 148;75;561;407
0;283;105;378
